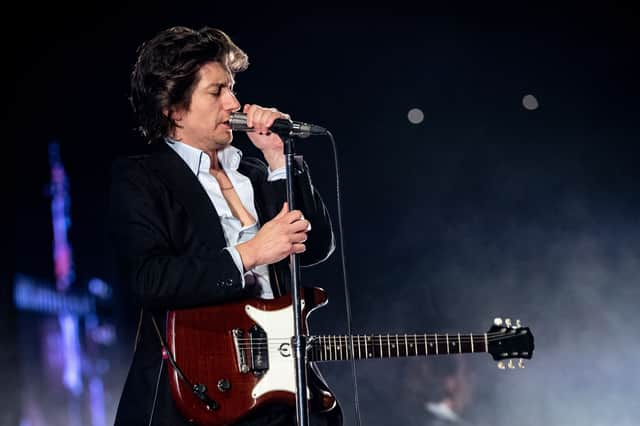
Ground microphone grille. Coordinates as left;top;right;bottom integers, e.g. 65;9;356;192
228;112;250;131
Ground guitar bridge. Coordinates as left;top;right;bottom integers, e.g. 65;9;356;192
232;329;250;373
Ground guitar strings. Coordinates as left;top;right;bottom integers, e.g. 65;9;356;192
233;331;520;342
232;332;527;350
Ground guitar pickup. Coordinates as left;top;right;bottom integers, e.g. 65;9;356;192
249;324;269;374
232;329;250;373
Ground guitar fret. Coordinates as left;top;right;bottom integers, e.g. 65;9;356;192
424;333;428;355
435;333;438;355
484;333;488;352
470;333;474;352
344;335;348;360
379;335;383;358
446;334;450;354
333;335;338;360
342;335;346;360
404;334;409;357
321;336;325;360
458;333;462;353
344;334;353;359
395;334;399;357
342;334;351;359
387;334;391;358
326;336;330;360
365;335;369;358
325;335;329;360
413;334;417;356
354;335;358;359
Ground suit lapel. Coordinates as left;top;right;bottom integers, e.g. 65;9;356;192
146;142;227;249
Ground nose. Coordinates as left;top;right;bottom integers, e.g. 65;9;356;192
223;87;241;111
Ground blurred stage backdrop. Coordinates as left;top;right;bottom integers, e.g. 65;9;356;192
4;7;640;426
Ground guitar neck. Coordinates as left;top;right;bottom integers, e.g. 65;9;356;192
309;333;489;362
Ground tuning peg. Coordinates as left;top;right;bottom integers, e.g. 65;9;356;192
518;359;525;369
497;361;506;369
515;319;521;328
493;317;503;326
505;318;512;327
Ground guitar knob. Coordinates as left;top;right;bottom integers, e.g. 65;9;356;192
518;359;525;369
515;319;521;328
507;360;515;369
497;361;506;369
217;378;231;392
505;318;512;327
493;317;503;326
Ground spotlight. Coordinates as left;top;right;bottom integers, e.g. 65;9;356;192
407;108;424;124
522;94;539;110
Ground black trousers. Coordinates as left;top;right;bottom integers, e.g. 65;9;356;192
234;403;343;426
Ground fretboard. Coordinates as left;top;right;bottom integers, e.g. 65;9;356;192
309;333;488;362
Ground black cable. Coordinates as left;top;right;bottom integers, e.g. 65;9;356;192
325;130;362;426
151;316;218;410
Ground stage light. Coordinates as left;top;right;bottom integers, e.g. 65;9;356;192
407;107;424;124
522;94;539;110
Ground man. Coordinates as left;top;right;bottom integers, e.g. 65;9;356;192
109;25;341;425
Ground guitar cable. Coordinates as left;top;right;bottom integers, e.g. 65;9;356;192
326;130;363;426
150;315;219;411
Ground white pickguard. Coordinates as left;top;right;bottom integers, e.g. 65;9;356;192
245;302;311;400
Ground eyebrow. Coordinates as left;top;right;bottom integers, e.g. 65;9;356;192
204;80;235;90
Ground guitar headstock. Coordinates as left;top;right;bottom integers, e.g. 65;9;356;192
487;317;534;369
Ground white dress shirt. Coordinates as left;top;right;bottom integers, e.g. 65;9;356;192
166;138;286;299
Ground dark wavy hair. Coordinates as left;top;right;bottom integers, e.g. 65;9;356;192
130;26;249;143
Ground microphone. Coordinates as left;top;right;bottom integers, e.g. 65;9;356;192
228;112;327;138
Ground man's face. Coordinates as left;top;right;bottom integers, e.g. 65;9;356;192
171;61;241;152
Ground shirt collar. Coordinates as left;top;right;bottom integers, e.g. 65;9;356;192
165;138;243;176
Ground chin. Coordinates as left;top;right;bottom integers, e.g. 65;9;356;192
213;136;233;149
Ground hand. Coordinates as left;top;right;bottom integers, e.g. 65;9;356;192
236;202;311;270
243;104;287;169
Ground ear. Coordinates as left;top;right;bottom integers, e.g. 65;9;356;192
163;106;183;121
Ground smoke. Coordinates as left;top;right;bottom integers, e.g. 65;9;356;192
333;194;640;426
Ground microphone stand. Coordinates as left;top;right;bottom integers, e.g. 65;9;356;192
281;133;309;426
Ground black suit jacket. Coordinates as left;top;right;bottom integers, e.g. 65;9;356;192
109;142;337;425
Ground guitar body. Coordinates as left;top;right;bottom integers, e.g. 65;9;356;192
166;287;337;426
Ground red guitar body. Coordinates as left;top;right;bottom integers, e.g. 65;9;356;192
166;287;337;425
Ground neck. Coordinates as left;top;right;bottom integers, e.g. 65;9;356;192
206;150;221;171
308;332;489;362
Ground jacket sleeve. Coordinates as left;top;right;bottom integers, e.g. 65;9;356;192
247;155;335;267
108;157;247;310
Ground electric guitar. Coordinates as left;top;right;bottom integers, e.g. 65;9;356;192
166;287;534;425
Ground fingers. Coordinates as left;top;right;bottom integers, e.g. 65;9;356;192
282;209;306;223
274;202;289;219
289;229;308;244
288;219;310;234
243;104;288;133
291;243;306;254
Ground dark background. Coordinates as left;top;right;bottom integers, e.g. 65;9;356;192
4;5;640;426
